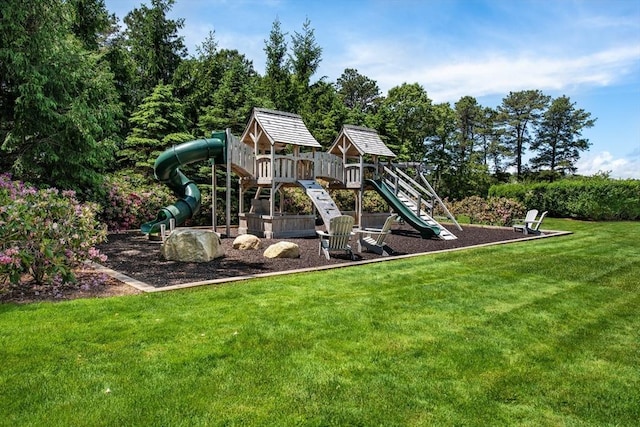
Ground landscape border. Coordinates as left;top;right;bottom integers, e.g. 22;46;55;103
90;227;572;293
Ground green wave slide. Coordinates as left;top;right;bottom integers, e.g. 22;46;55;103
365;179;441;239
141;132;227;235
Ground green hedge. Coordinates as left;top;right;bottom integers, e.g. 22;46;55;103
489;178;640;220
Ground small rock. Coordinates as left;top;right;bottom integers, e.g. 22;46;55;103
263;241;300;259
233;234;261;250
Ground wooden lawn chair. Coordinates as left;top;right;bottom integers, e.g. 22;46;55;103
317;215;355;260
513;209;538;234
356;214;398;256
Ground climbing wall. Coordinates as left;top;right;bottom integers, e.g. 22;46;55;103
297;180;343;227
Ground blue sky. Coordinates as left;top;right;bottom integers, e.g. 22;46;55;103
105;0;640;178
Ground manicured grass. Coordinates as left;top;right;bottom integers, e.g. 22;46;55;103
0;219;638;426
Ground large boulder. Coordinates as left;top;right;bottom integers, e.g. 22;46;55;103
161;229;224;262
263;241;300;259
233;234;261;250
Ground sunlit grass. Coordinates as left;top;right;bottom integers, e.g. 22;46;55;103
0;219;638;426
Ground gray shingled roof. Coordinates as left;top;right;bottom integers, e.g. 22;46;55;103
329;125;396;158
241;108;321;148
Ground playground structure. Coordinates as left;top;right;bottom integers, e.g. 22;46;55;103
142;108;461;241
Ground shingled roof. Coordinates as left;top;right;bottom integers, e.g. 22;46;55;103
329;125;396;158
240;108;321;149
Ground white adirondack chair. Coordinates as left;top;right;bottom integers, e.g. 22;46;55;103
317;215;355;260
514;209;547;235
356;214;398;256
525;211;548;235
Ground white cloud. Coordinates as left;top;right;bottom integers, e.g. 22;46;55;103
576;151;640;179
338;41;640;102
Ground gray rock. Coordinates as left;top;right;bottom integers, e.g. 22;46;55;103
161;229;224;262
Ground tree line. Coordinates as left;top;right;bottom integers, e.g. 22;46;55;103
1;0;595;200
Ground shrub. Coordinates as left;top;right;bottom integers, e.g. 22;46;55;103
489;177;640;220
97;172;174;231
450;196;525;226
281;188;313;214
0;174;108;286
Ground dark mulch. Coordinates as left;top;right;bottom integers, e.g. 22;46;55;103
96;224;536;288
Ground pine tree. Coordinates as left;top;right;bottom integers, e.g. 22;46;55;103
497;90;550;178
531;95;595;177
120;84;193;174
1;0;121;192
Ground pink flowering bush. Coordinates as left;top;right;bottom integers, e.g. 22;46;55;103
98;173;174;231
450;196;525;226
0;174;107;286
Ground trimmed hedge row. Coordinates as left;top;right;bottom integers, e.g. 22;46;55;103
488;178;640;220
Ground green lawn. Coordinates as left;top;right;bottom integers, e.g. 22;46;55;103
1;219;638;426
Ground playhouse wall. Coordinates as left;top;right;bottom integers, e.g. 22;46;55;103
239;213;316;239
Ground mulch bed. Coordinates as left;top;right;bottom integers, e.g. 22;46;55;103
96;223;537;288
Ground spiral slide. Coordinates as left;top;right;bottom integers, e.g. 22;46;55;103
365;179;441;239
140;132;227;235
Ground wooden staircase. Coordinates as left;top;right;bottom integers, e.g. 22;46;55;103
381;166;460;240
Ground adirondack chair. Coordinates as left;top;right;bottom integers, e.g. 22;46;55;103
356;214;398;256
524;211;548;235
513;209;538;233
514;209;547;235
317;215;355;260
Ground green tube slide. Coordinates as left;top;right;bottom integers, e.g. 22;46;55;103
140;132;227;235
365;179;441;239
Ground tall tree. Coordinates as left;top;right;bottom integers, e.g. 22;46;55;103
120;83;193;173
300;79;349;148
0;0;121;192
497;90;550;178
123;0;187;95
453;96;482;170
289;18;322;90
68;0;114;50
478;107;509;178
103;31;140;136
531;95;595;177
336;68;381;119
424;103;456;193
262;18;292;111
173;31;225;133
377;83;433;162
198;50;265;135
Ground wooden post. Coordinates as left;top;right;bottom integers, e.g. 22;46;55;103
213;160;218;232
270;143;275;216
226;128;232;237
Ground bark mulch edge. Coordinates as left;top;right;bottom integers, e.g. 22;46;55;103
91;227;572;293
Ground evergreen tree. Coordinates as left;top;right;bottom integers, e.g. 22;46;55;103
120;84;193;174
300;80;349;148
262;18;292;111
424;103;456;193
0;0;121;192
453;96;482;172
290;18;322;90
198;50;265;135
497;90;550;178
123;0;187;95
531;95;595;177
336;68;381;119
68;0;114;50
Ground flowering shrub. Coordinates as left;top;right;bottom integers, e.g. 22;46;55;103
450;196;525;226
0;174;108;286
97;173;174;231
